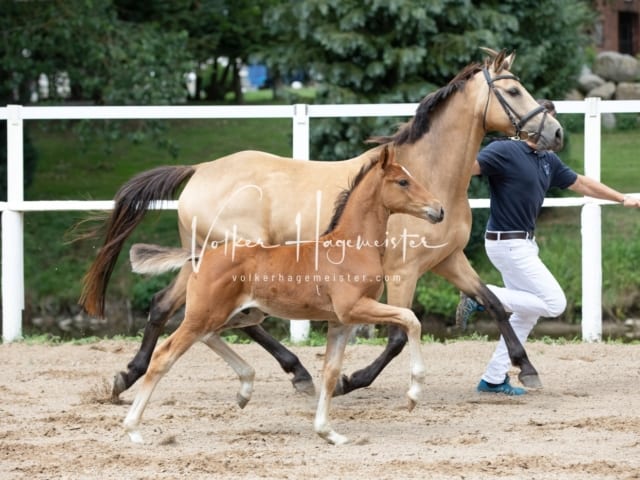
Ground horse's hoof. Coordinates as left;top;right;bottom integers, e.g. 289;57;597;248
236;393;250;409
112;372;127;399
332;374;349;397
519;372;543;389
292;378;316;396
407;396;417;412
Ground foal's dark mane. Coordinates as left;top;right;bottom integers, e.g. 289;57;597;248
323;156;380;235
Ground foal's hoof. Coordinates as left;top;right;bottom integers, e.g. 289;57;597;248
237;393;250;409
126;429;145;444
112;372;127;400
518;372;543;389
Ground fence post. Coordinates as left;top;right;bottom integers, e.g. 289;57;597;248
581;97;602;342
289;104;311;342
2;105;25;342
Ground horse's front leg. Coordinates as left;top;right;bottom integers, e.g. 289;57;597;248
334;273;417;396
434;251;542;388
242;323;315;395
113;265;190;400
474;283;542;388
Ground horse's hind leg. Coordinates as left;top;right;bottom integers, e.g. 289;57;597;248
123;323;201;443
201;333;255;408
242;324;315;395
113;264;190;400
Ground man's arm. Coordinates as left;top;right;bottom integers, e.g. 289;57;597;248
568;174;640;208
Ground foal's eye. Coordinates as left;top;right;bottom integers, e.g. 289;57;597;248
398;179;409;187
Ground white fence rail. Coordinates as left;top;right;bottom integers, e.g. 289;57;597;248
2;98;639;343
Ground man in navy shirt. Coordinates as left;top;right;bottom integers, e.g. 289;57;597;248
458;100;640;395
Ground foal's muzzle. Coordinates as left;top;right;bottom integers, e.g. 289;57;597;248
426;206;445;224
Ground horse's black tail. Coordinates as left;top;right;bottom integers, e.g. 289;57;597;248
79;165;196;317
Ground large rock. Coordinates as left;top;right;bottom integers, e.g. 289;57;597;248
593;51;639;82
587;81;616;99
616;82;640;100
578;72;605;94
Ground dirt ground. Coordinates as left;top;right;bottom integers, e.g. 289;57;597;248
1;339;639;480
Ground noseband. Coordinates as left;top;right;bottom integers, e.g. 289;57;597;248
482;67;548;141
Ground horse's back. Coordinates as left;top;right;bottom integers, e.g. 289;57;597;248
178;150;369;246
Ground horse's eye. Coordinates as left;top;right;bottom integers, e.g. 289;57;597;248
398;179;409;187
507;87;520;96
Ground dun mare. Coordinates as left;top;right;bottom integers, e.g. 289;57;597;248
80;50;563;399
123;146;444;444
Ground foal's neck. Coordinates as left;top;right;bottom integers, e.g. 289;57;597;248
324;169;388;251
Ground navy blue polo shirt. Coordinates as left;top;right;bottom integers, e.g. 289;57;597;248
478;140;578;232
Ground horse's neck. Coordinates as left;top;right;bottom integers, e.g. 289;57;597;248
402;92;485;203
325;170;388;248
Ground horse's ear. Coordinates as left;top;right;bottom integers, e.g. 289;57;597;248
479;47;499;60
502;51;516;70
480;48;515;72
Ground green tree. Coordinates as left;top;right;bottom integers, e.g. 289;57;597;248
114;0;276;103
1;0;190;106
0;0;193;196
265;0;594;160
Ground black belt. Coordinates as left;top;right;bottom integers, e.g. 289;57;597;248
485;231;535;241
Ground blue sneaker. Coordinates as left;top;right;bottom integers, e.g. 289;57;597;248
455;292;484;330
477;376;527;396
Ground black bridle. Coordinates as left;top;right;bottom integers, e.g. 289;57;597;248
482;67;549;141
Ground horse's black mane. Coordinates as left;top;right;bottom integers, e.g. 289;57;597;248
323;155;379;235
367;62;483;146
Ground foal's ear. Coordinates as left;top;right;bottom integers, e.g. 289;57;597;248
380;145;395;169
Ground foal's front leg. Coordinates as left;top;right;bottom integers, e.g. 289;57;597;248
314;322;353;445
345;297;426;410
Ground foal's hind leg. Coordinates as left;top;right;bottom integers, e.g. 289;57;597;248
201;334;255;408
123;324;201;443
113;264;190;400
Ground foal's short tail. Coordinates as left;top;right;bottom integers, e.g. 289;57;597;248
79;165;196;317
129;243;192;275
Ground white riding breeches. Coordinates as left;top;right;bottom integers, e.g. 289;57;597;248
482;238;567;385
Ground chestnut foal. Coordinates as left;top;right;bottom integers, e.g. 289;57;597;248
123;146;444;445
